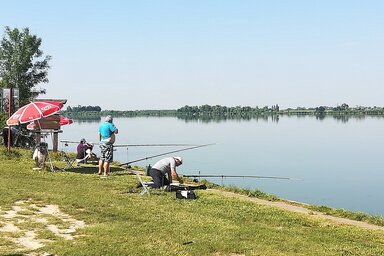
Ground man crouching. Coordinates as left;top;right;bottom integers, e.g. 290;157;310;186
149;156;183;188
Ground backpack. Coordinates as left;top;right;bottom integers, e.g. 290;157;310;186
176;190;196;199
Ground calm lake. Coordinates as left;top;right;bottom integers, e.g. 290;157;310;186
58;115;384;216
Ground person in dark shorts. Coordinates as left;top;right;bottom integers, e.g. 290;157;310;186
97;115;118;176
149;156;183;188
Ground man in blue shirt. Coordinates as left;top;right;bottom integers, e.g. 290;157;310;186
98;115;118;176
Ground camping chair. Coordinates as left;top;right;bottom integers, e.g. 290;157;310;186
60;151;76;169
126;168;151;196
75;154;90;167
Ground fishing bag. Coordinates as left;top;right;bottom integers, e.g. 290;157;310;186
176;190;196;199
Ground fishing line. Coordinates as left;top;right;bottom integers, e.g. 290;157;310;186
182;174;300;181
119;143;215;166
60;140;197;148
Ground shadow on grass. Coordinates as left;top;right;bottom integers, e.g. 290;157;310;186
64;165;131;176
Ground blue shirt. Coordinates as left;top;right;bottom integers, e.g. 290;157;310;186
98;122;117;144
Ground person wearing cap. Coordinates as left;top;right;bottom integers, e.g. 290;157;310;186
98;115;118;176
148;156;183;188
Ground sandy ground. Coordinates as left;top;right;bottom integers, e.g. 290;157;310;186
0;199;86;254
209;189;384;231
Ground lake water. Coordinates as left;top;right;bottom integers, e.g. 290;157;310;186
57;115;384;216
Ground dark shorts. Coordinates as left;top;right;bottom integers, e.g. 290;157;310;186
99;144;113;163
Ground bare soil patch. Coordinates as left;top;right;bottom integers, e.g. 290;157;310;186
0;199;86;254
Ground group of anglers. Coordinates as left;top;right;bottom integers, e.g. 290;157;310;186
77;115;295;189
94;115;184;188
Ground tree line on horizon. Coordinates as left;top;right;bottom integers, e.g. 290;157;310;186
63;103;384;119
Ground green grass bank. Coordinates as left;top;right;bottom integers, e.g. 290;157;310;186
0;148;383;255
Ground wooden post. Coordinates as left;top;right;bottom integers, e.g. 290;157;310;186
36;131;41;144
53;130;59;152
35;116;61;151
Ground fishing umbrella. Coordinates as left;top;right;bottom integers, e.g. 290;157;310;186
59;116;73;126
26;116;73;130
6;101;64;126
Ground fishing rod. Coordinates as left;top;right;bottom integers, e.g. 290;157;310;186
60;140;197;147
119;143;215;166
114;144;197;148
182;174;300;180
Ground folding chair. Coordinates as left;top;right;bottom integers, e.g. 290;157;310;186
127;169;151;196
60;151;76;169
75;155;90;167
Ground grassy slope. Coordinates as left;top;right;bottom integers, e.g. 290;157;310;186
0;148;383;256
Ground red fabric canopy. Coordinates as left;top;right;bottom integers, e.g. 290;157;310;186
7;101;63;126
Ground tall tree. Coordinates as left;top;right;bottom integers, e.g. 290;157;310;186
0;26;51;105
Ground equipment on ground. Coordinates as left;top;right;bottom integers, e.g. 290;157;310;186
176;190;197;199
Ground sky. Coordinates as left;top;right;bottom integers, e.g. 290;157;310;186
1;0;383;110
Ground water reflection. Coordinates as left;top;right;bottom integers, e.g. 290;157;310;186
176;114;280;123
72;117;101;124
175;113;384;124
315;114;384;123
69;112;384;125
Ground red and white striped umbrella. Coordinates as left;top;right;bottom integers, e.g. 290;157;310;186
59;116;74;126
26;115;73;130
7;101;64;126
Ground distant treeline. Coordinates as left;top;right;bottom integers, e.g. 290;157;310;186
64;106;176;119
67;105;101;112
63;103;384;119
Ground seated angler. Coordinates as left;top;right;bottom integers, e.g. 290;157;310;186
76;138;95;164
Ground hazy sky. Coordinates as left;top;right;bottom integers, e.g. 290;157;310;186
1;1;383;110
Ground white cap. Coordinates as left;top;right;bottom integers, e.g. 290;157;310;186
106;115;113;122
174;156;183;164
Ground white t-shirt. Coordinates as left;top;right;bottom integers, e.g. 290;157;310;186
152;157;176;174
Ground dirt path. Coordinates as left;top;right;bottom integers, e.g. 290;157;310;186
208;189;384;231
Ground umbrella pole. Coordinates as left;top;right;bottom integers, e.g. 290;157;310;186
7;89;13;154
7;128;11;154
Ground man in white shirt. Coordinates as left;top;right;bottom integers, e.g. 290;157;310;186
149;156;183;188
